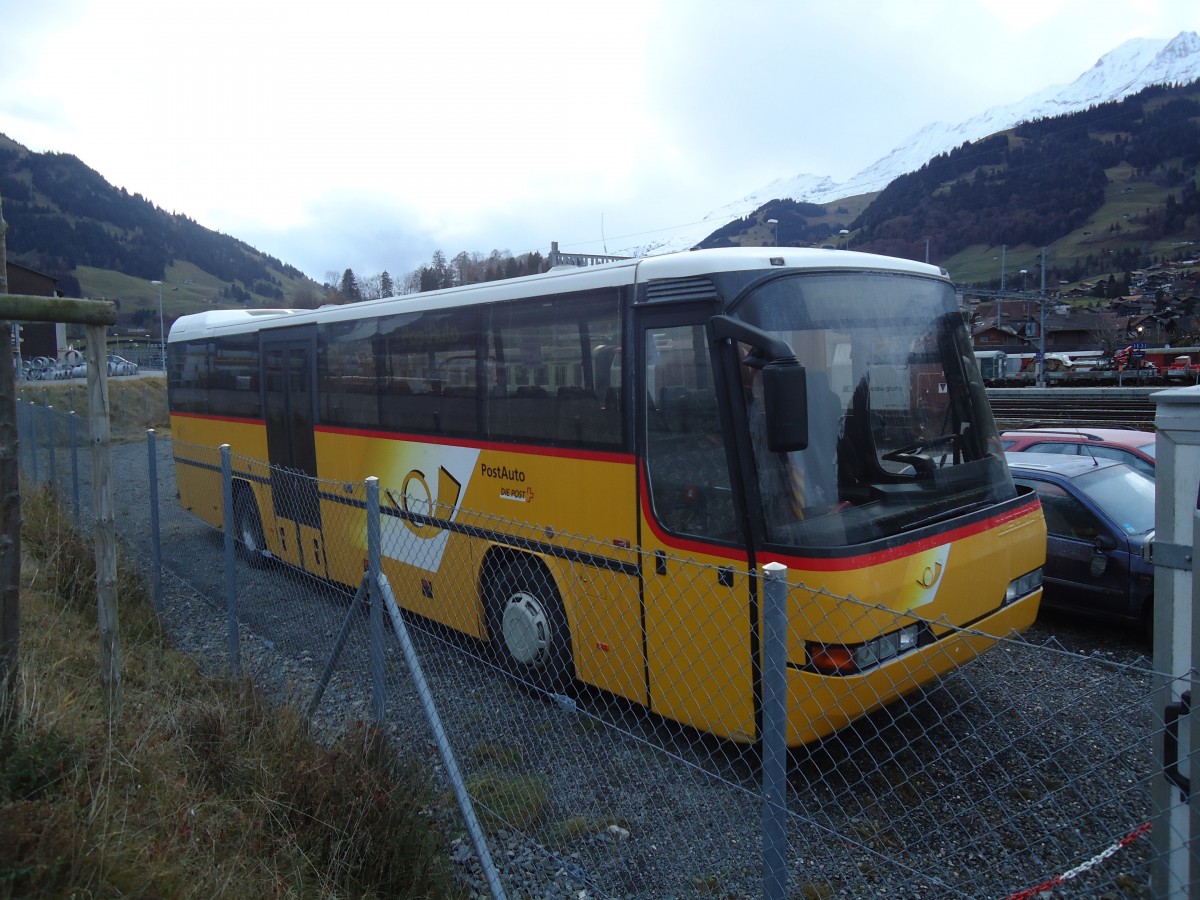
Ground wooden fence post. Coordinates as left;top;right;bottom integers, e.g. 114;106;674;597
0;192;17;709
86;324;120;715
0;184;118;718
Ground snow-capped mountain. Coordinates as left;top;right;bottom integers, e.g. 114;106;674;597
633;31;1200;256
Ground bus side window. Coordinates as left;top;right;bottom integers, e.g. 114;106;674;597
377;308;480;435
485;292;622;448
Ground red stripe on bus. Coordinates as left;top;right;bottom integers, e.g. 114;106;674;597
170;411;263;426
639;469;1039;570
774;499;1040;572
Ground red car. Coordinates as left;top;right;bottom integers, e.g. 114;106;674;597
1000;427;1156;479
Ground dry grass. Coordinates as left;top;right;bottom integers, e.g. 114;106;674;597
19;375;170;441
0;485;457;899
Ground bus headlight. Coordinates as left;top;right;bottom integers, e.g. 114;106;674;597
807;623;921;676
1004;567;1043;605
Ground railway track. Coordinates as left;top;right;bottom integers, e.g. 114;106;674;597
985;387;1161;430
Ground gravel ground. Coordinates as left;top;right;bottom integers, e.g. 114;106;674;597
64;431;1169;899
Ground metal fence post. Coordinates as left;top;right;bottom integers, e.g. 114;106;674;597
220;444;240;676
22;400;31;478
373;519;508;900
761;561;789;900
1149;388;1200;895
366;476;386;724
45;406;57;492
69;410;80;516
29;400;39;484
17;400;25;478
147;429;163;609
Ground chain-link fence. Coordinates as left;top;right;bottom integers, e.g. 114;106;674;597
18;399;1198;899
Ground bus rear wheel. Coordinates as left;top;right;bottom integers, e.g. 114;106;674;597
487;558;574;693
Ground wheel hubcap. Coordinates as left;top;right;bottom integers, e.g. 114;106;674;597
239;516;257;551
501;591;549;665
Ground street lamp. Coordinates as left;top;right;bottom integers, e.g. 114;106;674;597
766;218;779;247
151;280;164;370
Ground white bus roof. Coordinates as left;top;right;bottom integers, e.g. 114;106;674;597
167;247;948;343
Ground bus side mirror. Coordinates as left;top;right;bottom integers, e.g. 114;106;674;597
762;362;808;452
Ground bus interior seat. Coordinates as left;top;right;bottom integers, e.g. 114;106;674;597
837;375;899;494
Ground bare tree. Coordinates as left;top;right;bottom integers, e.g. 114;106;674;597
289;281;321;310
1089;314;1130;357
358;273;382;301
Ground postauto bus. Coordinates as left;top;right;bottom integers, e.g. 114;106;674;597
168;247;1044;746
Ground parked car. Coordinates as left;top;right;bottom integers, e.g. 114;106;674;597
1006;451;1156;637
1000;427;1156;479
107;354;139;376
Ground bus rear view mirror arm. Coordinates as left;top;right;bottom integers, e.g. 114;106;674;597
708;315;808;453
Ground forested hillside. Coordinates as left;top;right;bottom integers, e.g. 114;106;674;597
855;82;1200;262
0;134;306;304
699;80;1200;284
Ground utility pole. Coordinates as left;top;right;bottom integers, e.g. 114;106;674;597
1038;247;1048;388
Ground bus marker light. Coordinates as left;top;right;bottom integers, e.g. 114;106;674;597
808;624;921;675
1004;567;1043;605
808;645;857;675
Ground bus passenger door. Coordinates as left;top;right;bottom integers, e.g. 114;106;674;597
637;312;759;743
262;328;327;576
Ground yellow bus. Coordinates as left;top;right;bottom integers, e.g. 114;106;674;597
168;247;1045;746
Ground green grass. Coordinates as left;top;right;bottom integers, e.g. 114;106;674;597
0;485;458;899
942;167;1200;286
462;772;550;831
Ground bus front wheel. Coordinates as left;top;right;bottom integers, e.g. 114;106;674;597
487;558;574;693
233;487;268;567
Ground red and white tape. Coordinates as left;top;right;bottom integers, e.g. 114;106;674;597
1004;822;1151;900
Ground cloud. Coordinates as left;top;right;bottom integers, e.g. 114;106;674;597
3;0;1200;282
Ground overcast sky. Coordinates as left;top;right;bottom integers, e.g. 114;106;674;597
3;0;1200;285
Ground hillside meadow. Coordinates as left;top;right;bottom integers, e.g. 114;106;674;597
18;374;170;442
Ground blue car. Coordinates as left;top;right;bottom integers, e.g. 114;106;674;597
1006;451;1156;637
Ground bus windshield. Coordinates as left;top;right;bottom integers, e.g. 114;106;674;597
734;271;1014;548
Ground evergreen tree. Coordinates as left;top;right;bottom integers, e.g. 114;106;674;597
380;270;393;297
339;268;361;303
431;250;452;289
